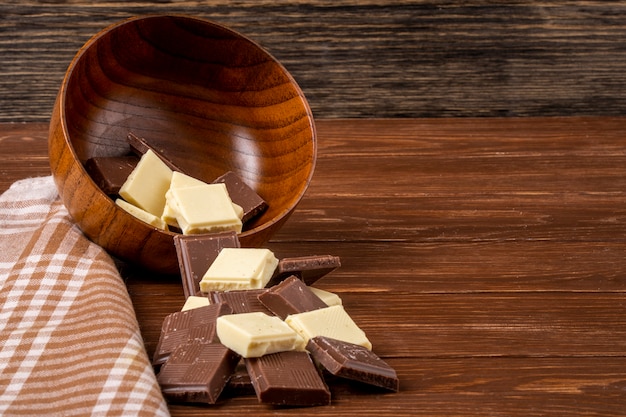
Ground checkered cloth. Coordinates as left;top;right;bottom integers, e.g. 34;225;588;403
0;176;170;416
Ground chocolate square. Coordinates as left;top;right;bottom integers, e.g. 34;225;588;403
245;350;330;406
173;231;240;299
85;156;139;195
258;275;327;319
307;336;399;392
153;302;232;366
270;255;341;286
157;341;240;404
213;171;267;223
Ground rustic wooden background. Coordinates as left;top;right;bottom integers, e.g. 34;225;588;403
2;1;626;122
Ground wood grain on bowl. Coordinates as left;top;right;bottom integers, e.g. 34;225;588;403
48;15;316;273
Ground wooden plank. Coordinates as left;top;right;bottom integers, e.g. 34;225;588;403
281;118;626;243
4;3;626;120
277;194;626;243
0;123;50;191
126;272;626;359
267;240;626;293
165;357;626;416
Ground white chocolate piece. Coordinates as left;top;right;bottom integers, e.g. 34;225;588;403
163;172;244;227
232;202;244;220
285;305;372;350
119;149;173;217
115;198;168;230
160;199;180;229
309;287;342;307
180;295;210;311
170;171;207;189
162;172;207;227
166;183;242;235
199;248;278;292
216;312;304;358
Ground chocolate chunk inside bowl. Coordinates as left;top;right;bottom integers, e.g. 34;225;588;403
48;15;317;274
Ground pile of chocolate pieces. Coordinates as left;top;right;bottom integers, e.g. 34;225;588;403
84;133;399;407
150;230;399;407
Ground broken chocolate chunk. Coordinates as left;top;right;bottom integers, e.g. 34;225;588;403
153;302;232;366
258;275;328;319
208;289;273;315
270;255;341;286
245;350;331;406
173;232;240;299
213;171;267;223
85;156;139;195
157;340;240;404
223;360;255;396
306;336;399;392
127;132;182;171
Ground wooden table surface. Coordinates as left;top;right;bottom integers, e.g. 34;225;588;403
1;118;625;416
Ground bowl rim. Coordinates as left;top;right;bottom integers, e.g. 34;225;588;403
57;14;317;242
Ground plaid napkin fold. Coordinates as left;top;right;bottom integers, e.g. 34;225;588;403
0;176;170;416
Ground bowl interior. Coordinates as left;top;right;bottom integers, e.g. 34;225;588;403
62;15;316;233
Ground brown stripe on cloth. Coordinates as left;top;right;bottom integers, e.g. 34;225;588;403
0;176;169;416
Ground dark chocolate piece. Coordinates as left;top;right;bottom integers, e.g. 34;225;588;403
127;132;182;171
270;255;341;286
306;336;399;392
85;156;139;195
153;302;232;366
258;275;328;319
213;171;268;223
174;232;240;298
157;340;240;404
209;289;273;315
224;360;255;396
245;350;331;406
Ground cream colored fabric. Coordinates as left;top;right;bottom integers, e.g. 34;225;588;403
0;176;170;416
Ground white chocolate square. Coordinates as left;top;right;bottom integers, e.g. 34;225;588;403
199;248;278;292
231;202;244;220
309;287;342;307
180;295;210;311
170;171;207;189
160;199;180;229
166;183;242;235
118;149;173;217
161;172;207;227
115;198;168;230
285;305;372;350
216;312;304;358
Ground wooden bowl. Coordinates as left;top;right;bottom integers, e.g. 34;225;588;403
48;15;316;274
